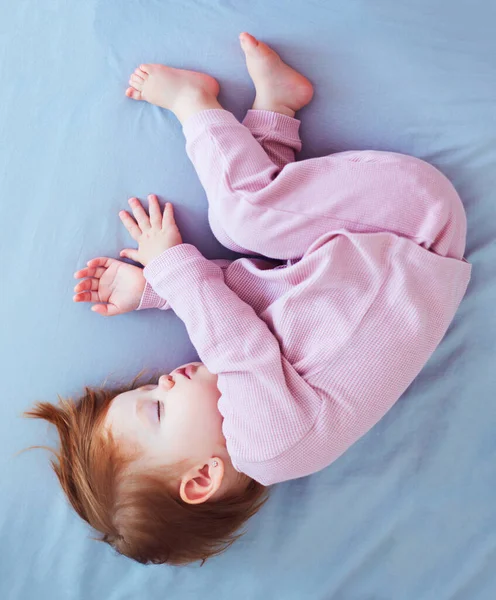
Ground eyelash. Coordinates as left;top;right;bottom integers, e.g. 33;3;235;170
157;401;161;422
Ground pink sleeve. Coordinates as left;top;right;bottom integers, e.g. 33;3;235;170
143;244;322;474
137;258;233;311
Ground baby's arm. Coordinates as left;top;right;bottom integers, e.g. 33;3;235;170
143;244;323;475
137;259;234;311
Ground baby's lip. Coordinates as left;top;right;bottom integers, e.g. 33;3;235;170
174;367;191;380
185;364;197;379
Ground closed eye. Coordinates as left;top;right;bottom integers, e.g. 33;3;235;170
157;400;161;422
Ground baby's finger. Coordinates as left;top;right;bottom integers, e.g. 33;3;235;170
74;267;95;280
74;268;89;280
148;194;162;228
73;291;100;303
119;248;140;263
91;304;120;317
74;266;105;280
128;197;151;231
86;257;113;269
162;202;176;227
74;278;99;294
119;210;142;241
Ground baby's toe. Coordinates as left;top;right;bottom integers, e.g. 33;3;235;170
130;73;144;88
135;67;148;79
239;32;259;53
125;87;142;100
240;32;274;61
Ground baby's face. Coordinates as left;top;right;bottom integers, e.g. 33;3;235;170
104;362;225;471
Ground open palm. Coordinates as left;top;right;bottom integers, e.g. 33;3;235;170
73;257;146;316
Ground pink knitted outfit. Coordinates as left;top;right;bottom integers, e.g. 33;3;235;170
138;109;471;486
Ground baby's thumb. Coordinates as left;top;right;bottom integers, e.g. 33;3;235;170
120;248;139;262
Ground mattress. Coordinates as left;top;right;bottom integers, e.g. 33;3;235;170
1;1;495;598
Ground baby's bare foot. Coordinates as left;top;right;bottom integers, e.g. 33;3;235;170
126;64;221;123
239;32;314;118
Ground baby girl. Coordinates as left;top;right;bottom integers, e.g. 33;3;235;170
26;32;471;566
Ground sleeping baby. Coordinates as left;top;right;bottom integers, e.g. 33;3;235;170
26;32;471;566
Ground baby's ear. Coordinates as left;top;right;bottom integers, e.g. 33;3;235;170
179;459;224;505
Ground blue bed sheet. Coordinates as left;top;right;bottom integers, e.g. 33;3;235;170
1;1;495;598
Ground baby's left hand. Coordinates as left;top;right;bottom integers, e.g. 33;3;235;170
119;195;183;266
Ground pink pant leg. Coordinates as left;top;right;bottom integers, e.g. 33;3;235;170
242;109;302;169
183;109;467;261
202;110;302;256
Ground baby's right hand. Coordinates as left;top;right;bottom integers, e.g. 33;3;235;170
73;257;146;316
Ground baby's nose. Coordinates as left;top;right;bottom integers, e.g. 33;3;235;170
158;374;174;388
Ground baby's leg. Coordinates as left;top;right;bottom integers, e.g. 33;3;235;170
239;33;310;169
242;110;301;170
203;109;305;255
204;33;311;253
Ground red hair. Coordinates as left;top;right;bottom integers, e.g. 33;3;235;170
24;378;269;565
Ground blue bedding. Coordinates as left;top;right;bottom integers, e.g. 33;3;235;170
1;1;495;598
